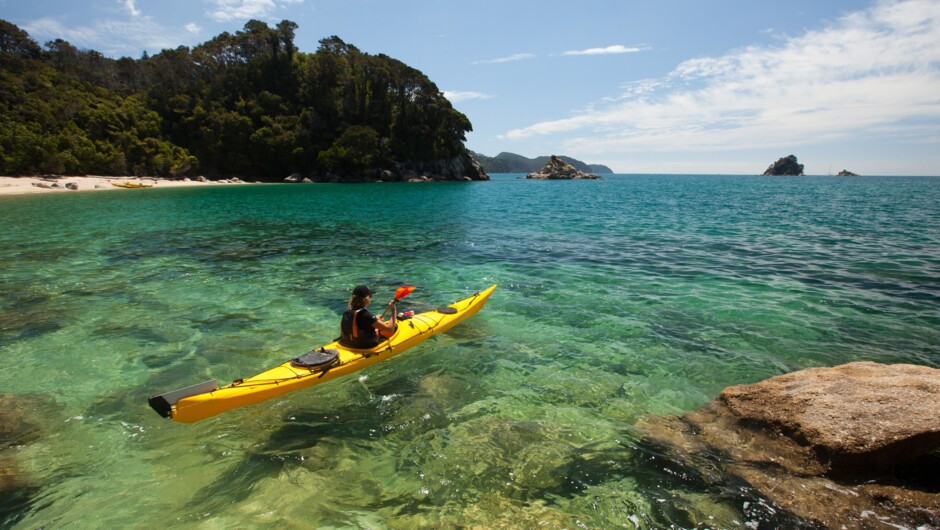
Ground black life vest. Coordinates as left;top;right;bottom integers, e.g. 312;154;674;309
340;308;380;348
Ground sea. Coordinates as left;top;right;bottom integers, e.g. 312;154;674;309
1;173;938;528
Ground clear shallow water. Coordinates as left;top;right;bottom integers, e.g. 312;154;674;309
1;174;939;528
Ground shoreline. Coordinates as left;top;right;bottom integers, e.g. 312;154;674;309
0;175;259;197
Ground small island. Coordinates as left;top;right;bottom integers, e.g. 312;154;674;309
762;155;805;176
837;169;859;176
525;155;602;180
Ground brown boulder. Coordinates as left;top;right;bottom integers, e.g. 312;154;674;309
720;361;940;475
635;362;940;529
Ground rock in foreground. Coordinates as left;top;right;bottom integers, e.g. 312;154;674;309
526;155;602;180
721;362;940;475
636;362;940;529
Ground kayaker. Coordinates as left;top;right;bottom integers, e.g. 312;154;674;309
340;285;398;348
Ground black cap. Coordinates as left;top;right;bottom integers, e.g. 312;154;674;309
352;284;374;297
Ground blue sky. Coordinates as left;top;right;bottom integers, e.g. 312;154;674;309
3;0;940;175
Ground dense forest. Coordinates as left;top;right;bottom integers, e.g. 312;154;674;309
0;19;485;181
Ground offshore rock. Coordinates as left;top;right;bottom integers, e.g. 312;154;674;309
526;155;602;180
837;169;859;176
635;362;940;529
762;154;805;175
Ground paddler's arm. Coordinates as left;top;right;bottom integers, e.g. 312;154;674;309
373;301;398;332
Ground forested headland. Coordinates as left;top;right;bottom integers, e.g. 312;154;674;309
0;19;486;182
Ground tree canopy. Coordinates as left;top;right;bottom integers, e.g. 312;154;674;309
0;19;475;180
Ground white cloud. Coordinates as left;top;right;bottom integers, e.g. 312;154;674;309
122;0;141;17
444;91;493;103
206;0;301;22
473;53;536;65
503;0;940;158
24;17;191;57
185;23;202;34
562;45;645;56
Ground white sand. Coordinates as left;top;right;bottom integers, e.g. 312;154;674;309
0;175;261;196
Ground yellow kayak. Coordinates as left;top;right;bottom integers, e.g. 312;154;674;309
149;285;496;423
112;181;153;188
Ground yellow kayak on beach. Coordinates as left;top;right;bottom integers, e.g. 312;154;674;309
149;285;496;423
112;181;153;188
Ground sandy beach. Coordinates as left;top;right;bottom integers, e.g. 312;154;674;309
0;175;259;196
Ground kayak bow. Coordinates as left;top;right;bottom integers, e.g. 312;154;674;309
148;285;496;423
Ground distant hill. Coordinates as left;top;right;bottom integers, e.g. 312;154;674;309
471;152;613;174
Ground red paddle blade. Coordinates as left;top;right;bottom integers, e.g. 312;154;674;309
395;285;416;300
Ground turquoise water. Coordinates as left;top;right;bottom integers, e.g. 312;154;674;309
1;174;938;528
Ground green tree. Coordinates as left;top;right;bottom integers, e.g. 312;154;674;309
1;18;476;181
317;125;381;174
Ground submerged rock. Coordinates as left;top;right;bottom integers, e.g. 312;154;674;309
0;394;56;525
526;155;602;180
635;362;940;529
0;394;47;448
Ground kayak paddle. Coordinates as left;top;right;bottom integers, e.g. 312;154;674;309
381;285;415;318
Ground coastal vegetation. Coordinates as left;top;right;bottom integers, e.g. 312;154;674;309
0;19;481;181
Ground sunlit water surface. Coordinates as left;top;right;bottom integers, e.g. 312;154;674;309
1;174;938;528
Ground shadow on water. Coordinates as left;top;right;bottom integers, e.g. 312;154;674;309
627;434;824;529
